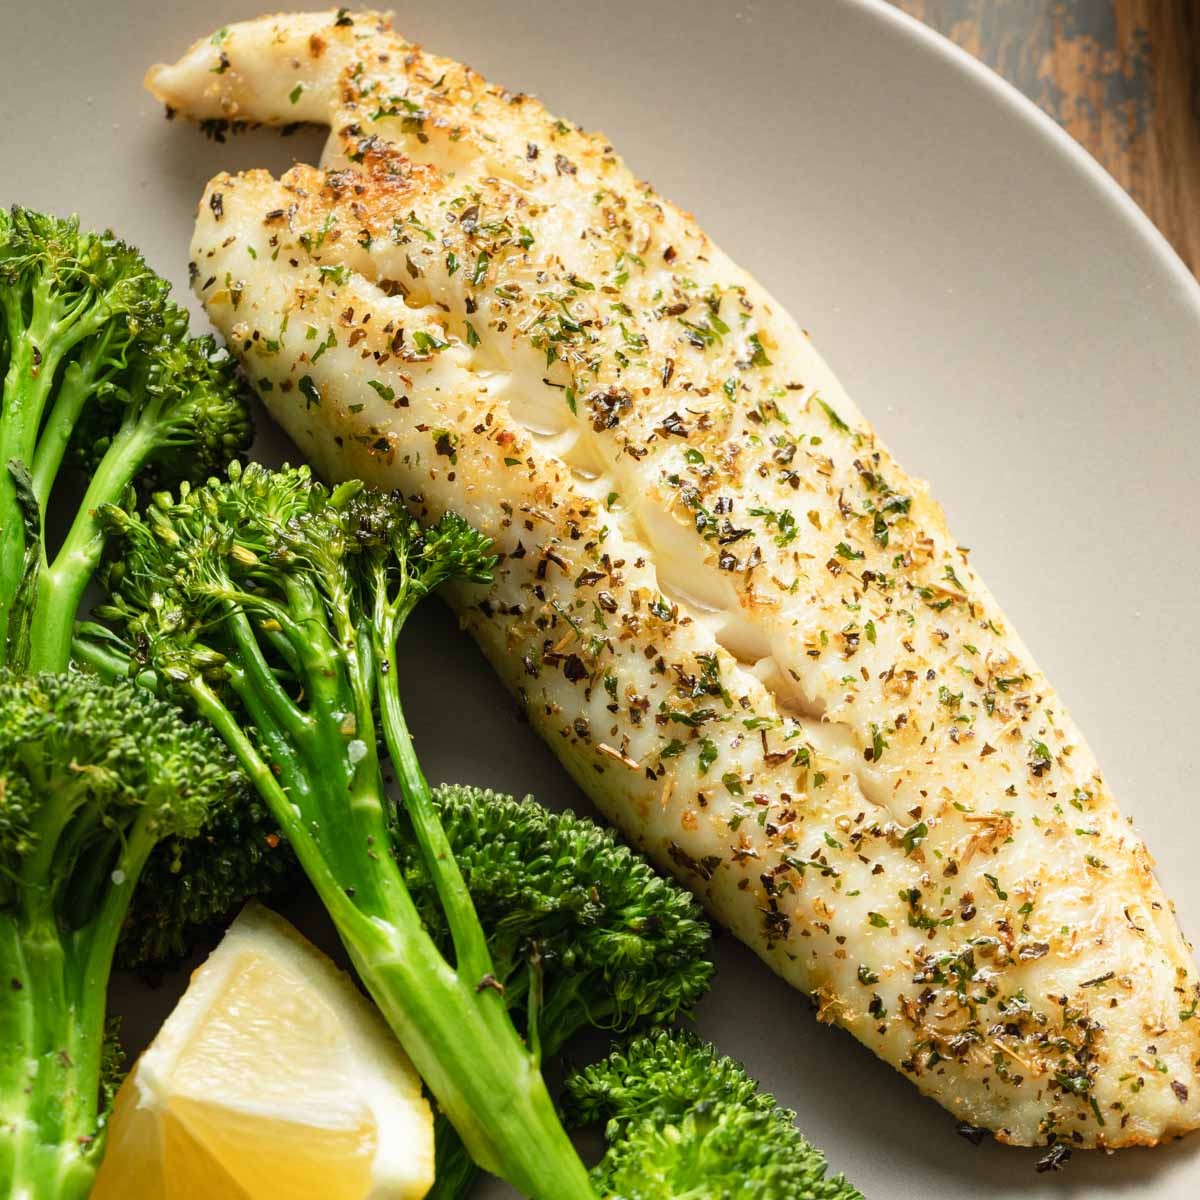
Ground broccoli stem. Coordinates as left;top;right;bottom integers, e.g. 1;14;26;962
6;909;91;1200
0;917;32;1186
3;948;102;1200
67;626;138;685
0;804;156;1200
0;295;57;658
425;1114;482;1200
182;653;596;1200
406;952;594;1199
375;634;599;1196
27;416;159;674
373;614;491;984
27;330;115;510
348;943;594;1200
0;920;98;1200
0;273;111;660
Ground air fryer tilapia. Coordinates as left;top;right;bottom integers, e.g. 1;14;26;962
149;10;1200;1149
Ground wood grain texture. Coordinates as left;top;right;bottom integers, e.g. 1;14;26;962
892;0;1200;274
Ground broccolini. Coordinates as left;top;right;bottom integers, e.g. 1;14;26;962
0;671;240;1200
566;1029;863;1200
406;785;714;1199
0;206;250;672
100;462;597;1199
70;622;297;971
0;205;295;965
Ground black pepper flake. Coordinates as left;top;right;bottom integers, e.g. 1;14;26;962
716;522;750;545
1173;1081;1189;1103
562;655;587;683
526;142;539;159
554;153;577;175
209;192;224;220
955;1122;988;1146
667;842;720;880
762;907;790;945
1035;1145;1072;1173
587;386;633;432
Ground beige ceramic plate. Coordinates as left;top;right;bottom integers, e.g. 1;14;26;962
9;1;1200;1194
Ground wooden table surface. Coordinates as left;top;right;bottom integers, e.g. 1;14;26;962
893;1;1200;275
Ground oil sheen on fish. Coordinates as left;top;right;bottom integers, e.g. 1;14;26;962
147;9;1200;1149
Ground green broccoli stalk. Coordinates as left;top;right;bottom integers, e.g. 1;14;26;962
564;1030;863;1200
0;205;291;966
405;785;714;1200
99;462;596;1200
0;671;239;1200
0;206;251;672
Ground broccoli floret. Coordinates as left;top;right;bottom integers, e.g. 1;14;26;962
411;785;713;1052
565;1030;863;1200
67;302;249;489
408;785;713;1198
0;206;250;673
0;671;237;1200
99;462;596;1199
116;787;295;971
68;621;300;972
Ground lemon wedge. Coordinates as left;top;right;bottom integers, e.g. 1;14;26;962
93;903;434;1200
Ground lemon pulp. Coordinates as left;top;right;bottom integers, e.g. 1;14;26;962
93;904;433;1199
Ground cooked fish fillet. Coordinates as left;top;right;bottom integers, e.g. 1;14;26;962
149;9;1200;1149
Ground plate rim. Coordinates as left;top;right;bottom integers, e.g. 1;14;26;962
852;0;1200;315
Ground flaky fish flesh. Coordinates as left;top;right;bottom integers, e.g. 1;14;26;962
148;9;1200;1149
